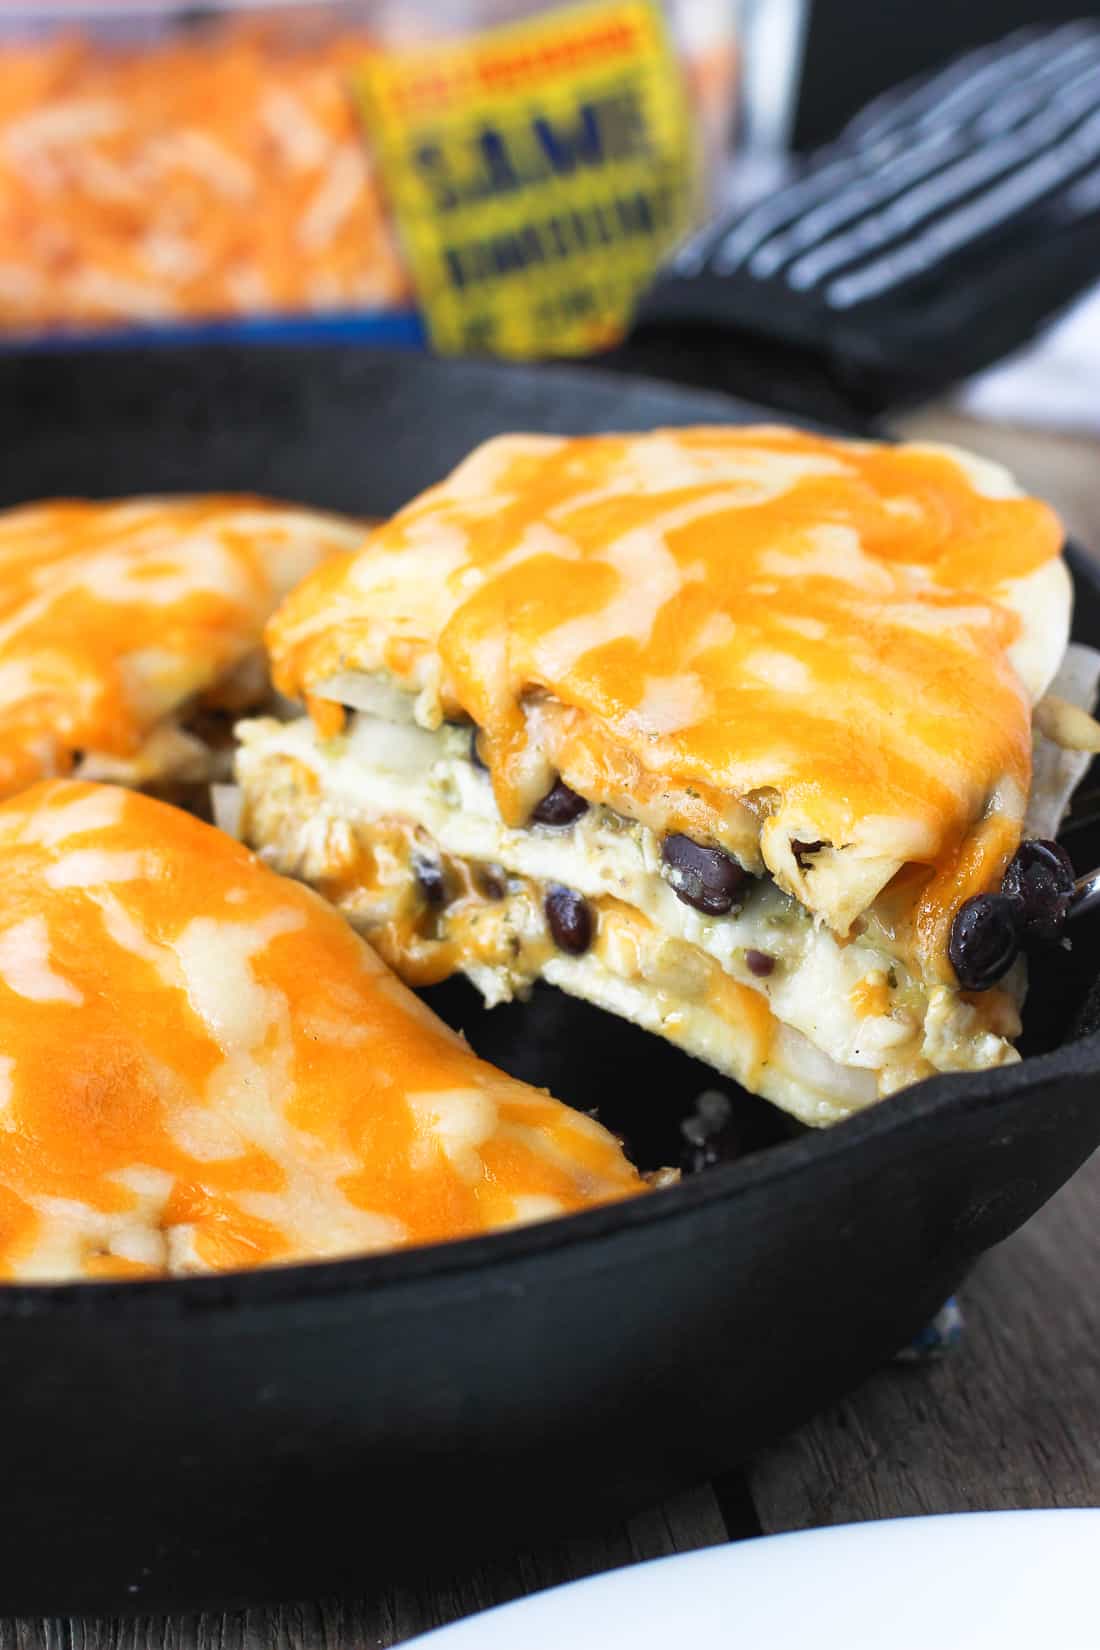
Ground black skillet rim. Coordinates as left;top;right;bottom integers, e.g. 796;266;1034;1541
0;528;1095;1319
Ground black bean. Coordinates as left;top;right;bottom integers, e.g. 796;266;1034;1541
469;727;488;771
1001;838;1075;940
474;864;507;901
661;833;748;916
531;777;589;827
948;893;1021;990
545;884;592;955
745;948;775;977
413;855;449;908
791;838;826;872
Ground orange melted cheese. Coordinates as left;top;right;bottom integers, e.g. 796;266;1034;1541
0;25;409;330
849;973;891;1020
0;781;642;1282
0;496;363;800
269;427;1066;957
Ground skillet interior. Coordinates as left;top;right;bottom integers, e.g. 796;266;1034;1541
0;345;1097;1614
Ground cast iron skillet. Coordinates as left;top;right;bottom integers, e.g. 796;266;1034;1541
0;347;1098;1616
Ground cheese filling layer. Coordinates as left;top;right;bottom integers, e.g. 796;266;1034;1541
235;707;1034;1126
267;427;1070;976
248;427;1086;1125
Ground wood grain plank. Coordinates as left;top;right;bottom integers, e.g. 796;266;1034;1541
625;1482;730;1564
748;1148;1100;1530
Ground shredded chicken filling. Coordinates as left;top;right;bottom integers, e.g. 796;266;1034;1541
234;703;1042;1126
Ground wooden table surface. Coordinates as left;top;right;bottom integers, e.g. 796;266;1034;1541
7;411;1099;1649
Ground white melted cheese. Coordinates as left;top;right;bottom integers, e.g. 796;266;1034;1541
540;945;881;1126
235;708;1035;1117
0;915;83;1005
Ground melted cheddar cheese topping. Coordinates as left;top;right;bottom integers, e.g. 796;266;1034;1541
0;781;642;1281
268;427;1067;955
0;496;363;800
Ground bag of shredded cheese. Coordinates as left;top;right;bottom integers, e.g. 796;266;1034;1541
0;0;738;353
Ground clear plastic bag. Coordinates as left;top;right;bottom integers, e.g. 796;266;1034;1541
0;0;738;350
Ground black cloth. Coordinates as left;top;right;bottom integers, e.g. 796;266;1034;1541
611;23;1100;423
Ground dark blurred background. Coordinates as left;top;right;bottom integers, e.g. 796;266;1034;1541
795;0;1100;144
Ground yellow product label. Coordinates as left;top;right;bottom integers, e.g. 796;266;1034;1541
356;1;699;358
